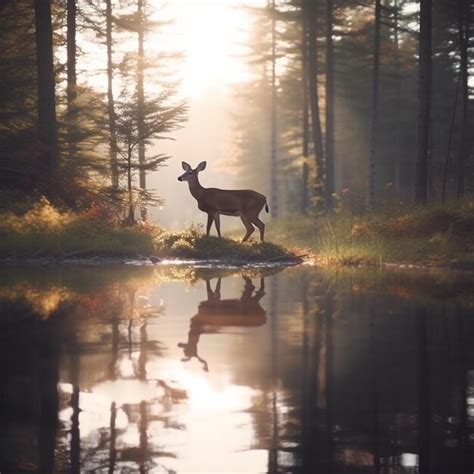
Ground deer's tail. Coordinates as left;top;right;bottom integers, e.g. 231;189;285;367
265;202;269;213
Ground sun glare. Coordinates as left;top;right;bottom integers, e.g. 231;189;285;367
156;0;263;99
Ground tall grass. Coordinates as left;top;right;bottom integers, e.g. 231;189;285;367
268;197;474;267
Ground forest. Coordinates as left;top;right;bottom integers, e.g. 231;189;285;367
0;0;473;266
2;2;474;473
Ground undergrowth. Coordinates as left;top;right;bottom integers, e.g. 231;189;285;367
268;198;474;267
0;198;298;262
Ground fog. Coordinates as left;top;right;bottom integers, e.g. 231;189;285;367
148;88;240;229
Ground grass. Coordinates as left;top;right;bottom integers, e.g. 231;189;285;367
3;196;472;268
0;198;299;263
153;226;298;262
267;198;474;268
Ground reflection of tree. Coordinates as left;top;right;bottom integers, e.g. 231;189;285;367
68;329;80;473
268;275;278;474
38;318;60;474
417;306;431;474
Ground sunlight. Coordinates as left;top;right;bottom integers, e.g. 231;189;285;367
155;0;264;99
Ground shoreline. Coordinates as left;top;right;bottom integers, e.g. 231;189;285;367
1;253;473;274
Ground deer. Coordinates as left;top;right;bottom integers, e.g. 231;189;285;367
177;161;269;242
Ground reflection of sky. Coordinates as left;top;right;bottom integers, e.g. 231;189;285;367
58;274;276;472
4;266;474;472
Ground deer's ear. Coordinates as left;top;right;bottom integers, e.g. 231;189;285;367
181;161;191;171
195;161;207;172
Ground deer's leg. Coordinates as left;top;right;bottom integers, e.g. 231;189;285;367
206;213;214;237
251;216;265;242
255;277;265;299
215;278;222;300
214;213;222;238
240;215;254;242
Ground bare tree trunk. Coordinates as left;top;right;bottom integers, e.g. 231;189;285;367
457;0;469;199
35;0;58;187
441;69;462;204
301;3;309;214
66;0;77;161
305;0;325;207
325;0;335;209
127;148;134;222
415;0;432;204
106;0;119;190
137;0;147;220
270;0;278;218
368;0;381;209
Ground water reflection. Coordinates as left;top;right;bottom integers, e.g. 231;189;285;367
0;266;473;473
179;276;266;372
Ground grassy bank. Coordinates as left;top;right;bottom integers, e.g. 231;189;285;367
268;199;474;268
0;199;299;263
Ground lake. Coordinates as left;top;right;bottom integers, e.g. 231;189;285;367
0;263;473;473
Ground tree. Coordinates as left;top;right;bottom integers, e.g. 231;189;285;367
456;0;469;199
301;2;310;214
415;0;432;204
66;0;77;160
303;0;325;207
35;0;58;187
368;0;381;208
115;91;187;222
137;0;147;219
325;0;335;209
270;0;279;218
106;0;119;190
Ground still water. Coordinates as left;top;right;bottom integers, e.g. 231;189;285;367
0;263;473;473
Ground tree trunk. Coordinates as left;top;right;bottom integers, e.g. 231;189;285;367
393;0;401;192
325;0;335;210
270;0;278;218
368;0;381;209
414;0;432;204
35;0;58;186
301;3;309;214
127;148;134;222
305;0;325;207
66;0;77;161
457;0;469;199
106;0;119;190
137;0;147;220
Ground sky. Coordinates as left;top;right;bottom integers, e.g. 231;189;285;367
78;0;265;229
146;0;264;229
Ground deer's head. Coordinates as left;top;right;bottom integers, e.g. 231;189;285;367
177;161;207;181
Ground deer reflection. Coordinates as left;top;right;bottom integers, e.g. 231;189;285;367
178;276;266;371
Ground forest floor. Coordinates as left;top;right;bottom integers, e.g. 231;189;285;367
1;197;473;269
267;198;474;270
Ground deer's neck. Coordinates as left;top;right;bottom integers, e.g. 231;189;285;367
188;176;205;201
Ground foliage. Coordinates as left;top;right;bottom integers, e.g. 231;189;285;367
114;90;187;221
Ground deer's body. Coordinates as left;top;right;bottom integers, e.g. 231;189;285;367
178;161;268;241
